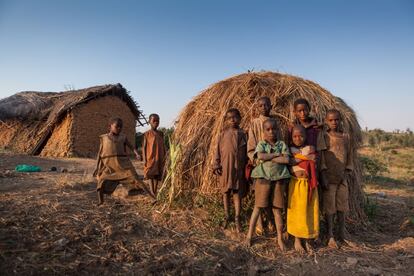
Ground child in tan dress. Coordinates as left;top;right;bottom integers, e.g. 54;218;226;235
143;114;166;197
94;118;153;205
317;109;353;248
213;108;248;232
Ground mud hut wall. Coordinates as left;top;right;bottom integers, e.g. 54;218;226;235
0;120;44;153
39;114;73;157
70;95;136;158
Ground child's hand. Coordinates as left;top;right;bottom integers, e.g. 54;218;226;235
213;167;223;176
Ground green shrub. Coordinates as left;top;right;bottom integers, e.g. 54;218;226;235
360;156;388;180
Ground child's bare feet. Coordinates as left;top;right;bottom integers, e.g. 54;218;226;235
294;237;305;254
246;238;252;247
277;237;286;252
328;237;339;249
282;231;289;241
305;240;314;254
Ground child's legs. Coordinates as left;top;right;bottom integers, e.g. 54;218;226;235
232;190;241;218
247;206;261;240
323;183;338;239
223;191;231;218
272;181;286;235
97;189;104;205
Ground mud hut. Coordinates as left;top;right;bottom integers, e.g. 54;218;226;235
167;71;365;221
0;84;146;158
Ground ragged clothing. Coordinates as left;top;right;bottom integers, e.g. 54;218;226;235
95;133;141;193
214;128;248;194
247;115;278;163
317;131;354;184
143;129;166;180
290;145;318;202
251;140;291;181
289;118;321;148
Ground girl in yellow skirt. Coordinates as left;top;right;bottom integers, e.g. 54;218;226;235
94;117;154;205
287;125;319;254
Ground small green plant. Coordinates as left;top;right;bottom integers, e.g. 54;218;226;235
360;156;388;180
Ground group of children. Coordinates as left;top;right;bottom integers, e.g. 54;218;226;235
214;97;353;252
94;114;165;204
93;96;353;253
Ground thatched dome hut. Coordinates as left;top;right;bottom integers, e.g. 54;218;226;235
0;84;146;158
170;71;365;220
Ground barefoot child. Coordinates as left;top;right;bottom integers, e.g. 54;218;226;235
247;96;277;235
290;98;322;148
143;114;166;197
94;117;154;205
246;118;291;250
213;108;248;232
287;125;319;254
318;109;353;248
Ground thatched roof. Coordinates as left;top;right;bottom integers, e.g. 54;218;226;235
0;84;147;155
164;71;365;221
0;83;145;123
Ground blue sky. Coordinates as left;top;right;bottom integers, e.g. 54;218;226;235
0;0;413;131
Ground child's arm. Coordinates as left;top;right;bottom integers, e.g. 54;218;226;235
213;135;222;175
257;152;279;161
142;134;147;164
125;137;141;160
345;134;354;173
271;141;290;164
93;139;103;177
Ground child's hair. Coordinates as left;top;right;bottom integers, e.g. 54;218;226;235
149;113;160;121
325;109;341;119
109;117;123;125
226;108;241;118
293;98;311;111
257;96;271;105
263;118;277;129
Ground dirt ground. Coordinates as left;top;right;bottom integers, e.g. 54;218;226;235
0;153;413;275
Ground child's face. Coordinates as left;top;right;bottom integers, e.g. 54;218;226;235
326;112;340;131
292;128;305;147
257;99;271;116
110;122;122;135
150;116;160;130
226;111;241;128
294;104;310;122
263;121;278;142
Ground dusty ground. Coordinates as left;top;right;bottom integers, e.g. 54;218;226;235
0;152;413;275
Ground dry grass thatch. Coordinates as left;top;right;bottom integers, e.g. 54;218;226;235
168;71;365;221
0;84;147;156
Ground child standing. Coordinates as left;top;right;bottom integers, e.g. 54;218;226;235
94;117;153;205
287;125;319;254
213;108;248;232
318;109;353;248
247;96;277;235
143;114;166;197
291;98;322;148
246;118;291;250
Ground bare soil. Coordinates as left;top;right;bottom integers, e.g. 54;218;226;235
0;153;413;275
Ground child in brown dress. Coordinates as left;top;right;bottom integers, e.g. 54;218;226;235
317;109;353;248
213;108;248;232
143;114;166;197
246;119;291;250
94;117;153;205
247;96;277;235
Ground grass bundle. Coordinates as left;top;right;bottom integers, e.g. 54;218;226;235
165;71;365;221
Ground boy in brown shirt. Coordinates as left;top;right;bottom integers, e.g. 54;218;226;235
317;109;353;248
